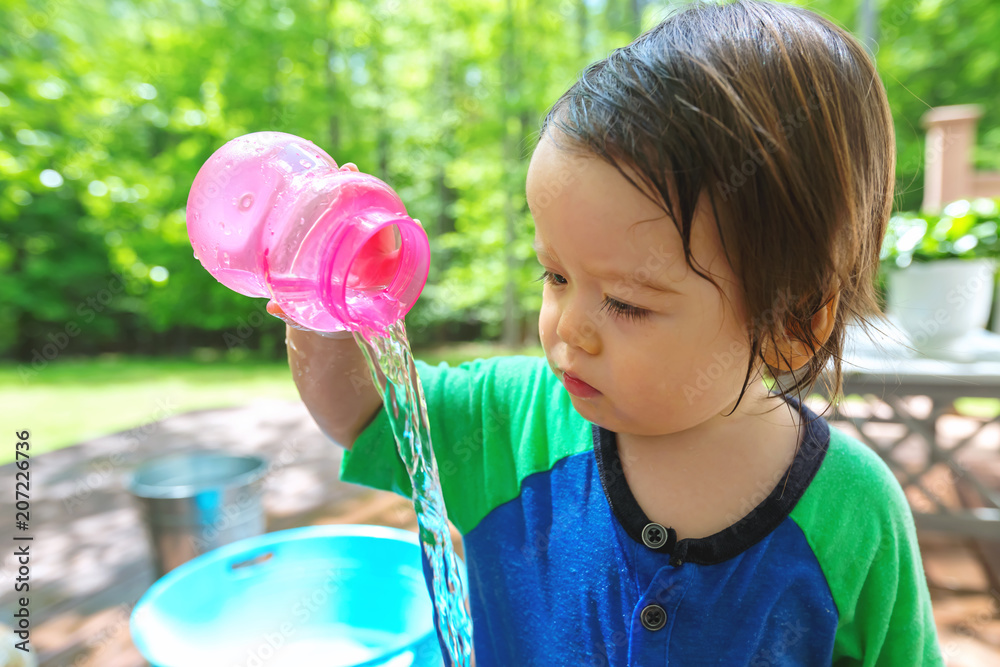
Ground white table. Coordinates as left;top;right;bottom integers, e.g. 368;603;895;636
807;326;1000;540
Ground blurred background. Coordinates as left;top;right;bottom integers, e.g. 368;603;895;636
3;0;1000;447
2;0;1000;665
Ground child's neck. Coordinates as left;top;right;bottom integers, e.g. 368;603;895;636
614;392;803;541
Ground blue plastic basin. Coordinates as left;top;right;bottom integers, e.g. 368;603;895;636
130;524;457;667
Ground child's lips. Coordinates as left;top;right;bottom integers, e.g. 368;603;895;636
561;371;601;398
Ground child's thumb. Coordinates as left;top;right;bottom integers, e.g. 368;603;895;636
266;300;286;319
266;300;306;330
266;300;354;338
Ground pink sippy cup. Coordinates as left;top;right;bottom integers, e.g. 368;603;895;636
185;131;430;333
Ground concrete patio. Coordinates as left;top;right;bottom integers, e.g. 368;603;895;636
2;397;997;666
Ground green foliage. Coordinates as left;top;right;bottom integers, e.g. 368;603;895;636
881;197;1000;267
801;0;1000;212
3;0;1000;360
1;0;626;358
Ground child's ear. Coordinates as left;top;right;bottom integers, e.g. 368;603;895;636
761;292;840;372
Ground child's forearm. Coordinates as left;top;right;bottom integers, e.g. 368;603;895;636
284;325;383;450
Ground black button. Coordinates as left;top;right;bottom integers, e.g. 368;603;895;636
641;603;667;631
641;522;667;549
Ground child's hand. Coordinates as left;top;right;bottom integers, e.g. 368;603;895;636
266;301;355;339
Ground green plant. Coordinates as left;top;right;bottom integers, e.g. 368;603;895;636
881;198;1000;269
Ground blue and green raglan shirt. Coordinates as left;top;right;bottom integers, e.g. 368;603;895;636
339;356;943;666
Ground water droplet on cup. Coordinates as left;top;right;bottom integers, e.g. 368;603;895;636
239;193;254;210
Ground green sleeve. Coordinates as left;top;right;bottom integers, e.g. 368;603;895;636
790;427;944;666
338;354;591;535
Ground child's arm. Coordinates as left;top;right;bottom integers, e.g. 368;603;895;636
273;307;382;450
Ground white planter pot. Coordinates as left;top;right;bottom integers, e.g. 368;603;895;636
994;272;1000;333
886;258;998;358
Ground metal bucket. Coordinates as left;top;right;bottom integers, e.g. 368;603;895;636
127;451;268;577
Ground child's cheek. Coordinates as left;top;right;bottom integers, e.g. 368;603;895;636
538;300;559;346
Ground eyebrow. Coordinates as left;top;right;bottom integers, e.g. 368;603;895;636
532;241;556;260
532;241;683;295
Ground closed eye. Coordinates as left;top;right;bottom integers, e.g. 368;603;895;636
599;297;649;323
537;270;650;323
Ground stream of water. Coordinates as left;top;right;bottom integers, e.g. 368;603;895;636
353;320;475;667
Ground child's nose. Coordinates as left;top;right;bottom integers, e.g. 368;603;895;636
556;305;602;355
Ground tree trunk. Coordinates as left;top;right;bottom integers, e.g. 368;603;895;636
501;0;520;348
437;50;458;236
325;0;340;153
12;242;32;361
373;45;389;181
858;0;879;59
630;0;644;32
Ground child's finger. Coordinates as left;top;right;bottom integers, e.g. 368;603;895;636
267;300;354;338
267;300;309;330
266;300;285;318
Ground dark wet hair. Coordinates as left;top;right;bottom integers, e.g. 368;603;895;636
539;0;895;415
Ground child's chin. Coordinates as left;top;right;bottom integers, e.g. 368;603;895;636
568;395;608;424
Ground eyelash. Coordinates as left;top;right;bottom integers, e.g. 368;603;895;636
536;270;650;323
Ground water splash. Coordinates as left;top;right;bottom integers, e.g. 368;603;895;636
354;320;475;667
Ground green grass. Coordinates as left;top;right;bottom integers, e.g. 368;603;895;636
953;397;1000;419
411;342;543;367
4;344;998;465
0;344;543;464
2;355;298;462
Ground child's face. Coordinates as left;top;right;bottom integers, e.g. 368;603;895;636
526;132;770;438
